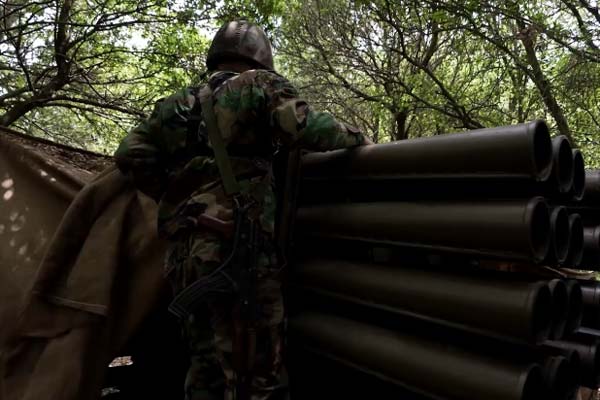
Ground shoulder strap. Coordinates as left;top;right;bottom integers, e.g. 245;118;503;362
198;85;241;196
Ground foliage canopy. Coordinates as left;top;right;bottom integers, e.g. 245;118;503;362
1;0;600;164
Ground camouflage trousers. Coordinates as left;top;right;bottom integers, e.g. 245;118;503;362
165;230;287;400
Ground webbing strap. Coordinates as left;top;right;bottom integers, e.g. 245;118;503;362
199;86;241;196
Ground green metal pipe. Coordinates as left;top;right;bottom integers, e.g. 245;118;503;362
548;279;569;340
289;312;544;400
299;135;580;205
582;170;600;206
541;356;578;400
571;150;586;201
580;281;600;309
294;259;553;343
546;334;600;388
580;226;600;270
296;197;551;263
566;281;584;335
302;120;552;182
564;214;584;267
550;136;575;194
549;207;571;265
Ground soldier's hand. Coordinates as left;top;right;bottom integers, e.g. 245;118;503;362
115;142;161;172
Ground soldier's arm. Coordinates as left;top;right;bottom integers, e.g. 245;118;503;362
259;72;369;151
114;89;196;199
273;100;369;150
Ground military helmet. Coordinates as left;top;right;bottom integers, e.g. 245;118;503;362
206;20;274;70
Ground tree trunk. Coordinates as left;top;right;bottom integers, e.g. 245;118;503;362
0;100;37;127
518;24;575;145
373;115;380;144
394;109;409;141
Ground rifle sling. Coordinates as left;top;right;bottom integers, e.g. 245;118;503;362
199;86;241;196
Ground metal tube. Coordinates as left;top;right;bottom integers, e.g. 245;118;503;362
582;308;600;330
548;207;570;264
541;344;582;373
569;208;600;228
580;226;600;270
549;279;569;340
571;150;586;201
541;356;578;400
546;334;600;388
541;345;584;393
290;312;544;400
288;348;429;400
580;281;600;309
294;259;553;343
300;175;578;205
551;136;575;194
564;214;584;267
296;197;551;263
580;282;600;332
302;120;552;181
582;170;600;205
566;281;584;334
583;309;600;333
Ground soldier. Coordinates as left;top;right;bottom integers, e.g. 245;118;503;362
114;20;370;400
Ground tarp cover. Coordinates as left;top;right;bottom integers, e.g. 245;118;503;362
0;127;167;400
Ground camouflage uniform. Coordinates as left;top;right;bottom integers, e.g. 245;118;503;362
114;23;367;400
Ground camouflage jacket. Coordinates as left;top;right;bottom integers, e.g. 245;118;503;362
114;69;367;241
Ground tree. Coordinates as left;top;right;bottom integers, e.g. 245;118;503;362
0;0;212;151
275;0;600;167
2;0;600;166
278;0;520;141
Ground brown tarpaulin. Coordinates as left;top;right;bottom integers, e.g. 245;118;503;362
0;128;168;400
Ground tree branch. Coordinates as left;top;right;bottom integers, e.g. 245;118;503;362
47;95;145;117
518;20;575;144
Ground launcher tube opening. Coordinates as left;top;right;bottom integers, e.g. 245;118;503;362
532;121;553;181
532;285;554;342
552;136;575;193
550;207;570;264
571;150;586;201
548;280;569;340
565;215;584;267
529;199;552;262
